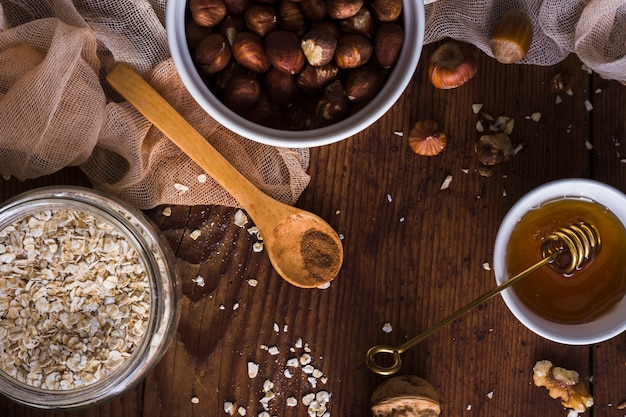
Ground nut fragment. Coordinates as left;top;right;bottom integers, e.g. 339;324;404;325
408;120;448;156
490;8;533;64
475;132;514;165
428;41;477;89
533;360;594;413
371;375;441;417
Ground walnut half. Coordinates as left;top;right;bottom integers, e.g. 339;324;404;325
532;360;594;414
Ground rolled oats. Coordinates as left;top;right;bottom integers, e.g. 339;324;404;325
0;208;150;390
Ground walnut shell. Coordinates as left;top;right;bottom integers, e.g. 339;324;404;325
371;375;441;417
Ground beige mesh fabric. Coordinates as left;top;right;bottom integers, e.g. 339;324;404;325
425;0;626;82
0;0;310;209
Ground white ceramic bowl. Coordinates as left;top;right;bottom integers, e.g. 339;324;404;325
493;179;626;345
166;0;425;148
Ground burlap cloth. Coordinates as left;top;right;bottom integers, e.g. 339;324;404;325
0;0;623;209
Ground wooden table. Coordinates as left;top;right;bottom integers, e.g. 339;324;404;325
2;43;626;417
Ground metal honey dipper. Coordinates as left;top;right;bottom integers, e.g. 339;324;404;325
366;222;601;376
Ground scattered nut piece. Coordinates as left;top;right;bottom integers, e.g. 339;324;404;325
382;322;393;333
530;112;542;122
533;360;594;413
162;206;172;216
174;182;190;193
234;209;248;227
428;41;477;89
190;229;202;240
584;100;593;112
248;362;259;378
224;401;235;415
472;103;483;114
371;375;441;417
408;120;448;156
550;71;573;94
490;8;533;64
191;396;200;404
475;133;515;166
440;175;452;190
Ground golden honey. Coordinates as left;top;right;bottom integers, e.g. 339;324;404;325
506;198;626;324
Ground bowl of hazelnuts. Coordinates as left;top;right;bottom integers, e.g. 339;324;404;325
166;0;424;147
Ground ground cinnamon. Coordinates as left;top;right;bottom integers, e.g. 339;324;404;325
300;229;341;282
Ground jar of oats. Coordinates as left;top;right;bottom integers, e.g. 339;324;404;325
0;186;179;409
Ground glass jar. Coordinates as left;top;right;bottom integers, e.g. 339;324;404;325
0;186;180;409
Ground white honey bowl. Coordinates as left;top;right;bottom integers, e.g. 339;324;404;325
493;178;626;345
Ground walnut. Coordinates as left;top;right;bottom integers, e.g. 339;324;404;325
532;360;594;413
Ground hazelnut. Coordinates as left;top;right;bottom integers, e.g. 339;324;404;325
408;120;448;156
278;0;307;35
316;80;350;122
340;7;374;37
224;0;251;16
189;0;228;27
265;30;306;74
427;41;477;89
297;63;340;95
186;19;212;49
325;0;363;19
195;33;233;74
300;0;327;21
245;93;275;124
475;132;514;165
374;23;404;68
346;65;386;102
223;73;262;113
335;34;373;69
371;0;403;22
490;8;533;64
245;4;278;37
371;375;441;417
285;95;318;130
232;32;271;72
301;28;338;66
263;68;298;104
311;21;342;39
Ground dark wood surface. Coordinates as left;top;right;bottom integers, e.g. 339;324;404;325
2;43;626;417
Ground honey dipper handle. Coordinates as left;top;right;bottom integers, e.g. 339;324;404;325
366;253;557;376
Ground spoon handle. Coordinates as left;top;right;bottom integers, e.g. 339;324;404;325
105;63;281;221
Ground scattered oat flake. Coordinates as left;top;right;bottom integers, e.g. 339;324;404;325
440;175;452;190
472;103;483;114
382;322;393;333
191;396;200;404
584;100;593;112
247;362;259;378
197;174;208;183
162;206;172;216
174;183;189;193
189;229;202;240
252;242;264;252
482;262;491;271
234;209;248;227
193;275;206;287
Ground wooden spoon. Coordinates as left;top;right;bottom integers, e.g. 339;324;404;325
106;63;343;288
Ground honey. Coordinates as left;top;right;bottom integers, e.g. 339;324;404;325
506;198;626;324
